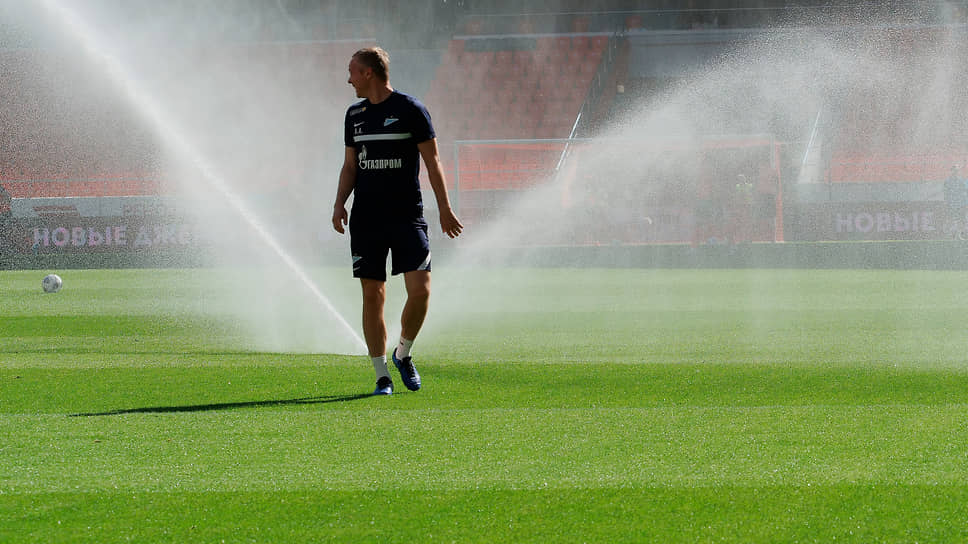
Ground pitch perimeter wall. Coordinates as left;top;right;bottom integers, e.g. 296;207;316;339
4;240;968;271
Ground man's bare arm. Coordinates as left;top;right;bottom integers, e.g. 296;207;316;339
418;138;463;238
332;146;357;234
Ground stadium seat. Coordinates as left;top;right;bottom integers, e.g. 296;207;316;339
497;88;516;104
468;61;489;79
3;182;30;198
580;57;600;75
512;50;534;66
535;124;558;139
448;39;465;56
567;86;587;102
560;62;581;78
540;63;559;78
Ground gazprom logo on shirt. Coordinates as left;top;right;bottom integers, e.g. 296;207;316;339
357;145;403;170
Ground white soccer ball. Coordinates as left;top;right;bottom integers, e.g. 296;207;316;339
42;274;63;293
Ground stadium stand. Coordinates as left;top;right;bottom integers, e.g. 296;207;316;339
0;47;163;198
0;40;365;199
422;34;610;202
826;27;968;184
425;34;608;142
2;24;749;211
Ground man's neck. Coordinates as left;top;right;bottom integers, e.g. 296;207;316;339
367;84;394;105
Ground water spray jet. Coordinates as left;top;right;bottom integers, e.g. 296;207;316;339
37;0;366;354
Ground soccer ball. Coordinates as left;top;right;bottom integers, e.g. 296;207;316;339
42;274;62;293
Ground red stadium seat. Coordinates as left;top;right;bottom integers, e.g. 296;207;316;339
484;101;503;116
508;98;528;115
468;61;489;79
512;50;535;66
580;57;599;75
547;85;572;101
535;124;558;139
534;36;555;52
567;86;587;103
526;100;547;116
560;62;581;78
590;35;608;52
482;75;502;91
540;63;559;78
3;182;30;198
448;39;465;56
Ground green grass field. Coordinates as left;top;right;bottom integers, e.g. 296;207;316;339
3;267;968;542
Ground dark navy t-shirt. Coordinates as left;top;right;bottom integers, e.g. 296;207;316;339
344;91;435;221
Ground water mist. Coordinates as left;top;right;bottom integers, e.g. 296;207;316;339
427;21;968;344
34;0;367;354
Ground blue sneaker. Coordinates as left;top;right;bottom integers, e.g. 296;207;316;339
373;376;393;396
392;348;421;391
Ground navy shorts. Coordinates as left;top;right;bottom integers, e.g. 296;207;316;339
350;217;431;281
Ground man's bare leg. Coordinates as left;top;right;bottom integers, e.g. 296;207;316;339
361;279;391;393
400;270;431;343
391;270;430;391
361;278;388;357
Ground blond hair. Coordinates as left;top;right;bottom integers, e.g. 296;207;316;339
352;47;390;82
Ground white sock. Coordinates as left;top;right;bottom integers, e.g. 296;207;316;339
396;337;414;360
372;355;390;380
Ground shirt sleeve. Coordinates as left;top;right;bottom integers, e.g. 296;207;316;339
410;99;436;143
344;109;354;147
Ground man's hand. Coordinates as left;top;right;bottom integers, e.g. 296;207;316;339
333;147;357;234
439;207;463;238
332;205;348;234
418;138;463;239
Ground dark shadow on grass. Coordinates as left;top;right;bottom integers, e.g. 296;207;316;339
70;393;373;417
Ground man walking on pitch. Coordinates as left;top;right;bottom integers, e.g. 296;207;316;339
332;47;463;395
